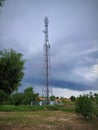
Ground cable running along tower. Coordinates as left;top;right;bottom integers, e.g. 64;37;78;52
43;17;52;104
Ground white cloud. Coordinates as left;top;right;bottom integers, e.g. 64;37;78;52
33;86;98;98
52;87;98;98
84;64;98;81
73;64;98;85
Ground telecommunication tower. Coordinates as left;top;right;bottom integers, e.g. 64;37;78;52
43;17;52;104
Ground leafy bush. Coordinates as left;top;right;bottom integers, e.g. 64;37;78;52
9;87;39;105
93;93;98;118
10;93;24;105
75;94;93;119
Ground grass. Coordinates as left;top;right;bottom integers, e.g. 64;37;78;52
0;111;98;130
0;102;98;130
0;102;75;112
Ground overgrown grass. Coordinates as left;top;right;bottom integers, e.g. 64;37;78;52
0;105;44;111
0;111;98;130
0;102;98;130
0;102;75;112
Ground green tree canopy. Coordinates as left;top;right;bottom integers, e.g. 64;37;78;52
0;89;8;104
70;95;76;102
9;87;39;105
22;87;39;105
24;87;34;95
10;92;24;105
0;49;25;94
50;95;55;101
0;0;5;6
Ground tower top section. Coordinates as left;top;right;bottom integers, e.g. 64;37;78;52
44;16;49;26
43;16;49;44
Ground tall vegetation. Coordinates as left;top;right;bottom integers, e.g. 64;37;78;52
50;95;55;101
0;90;8;104
0;0;5;6
0;49;25;94
75;93;98;119
10;87;39;105
93;93;98;117
22;87;39;105
70;95;76;102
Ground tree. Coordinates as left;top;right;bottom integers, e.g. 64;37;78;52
22;87;39;105
94;93;98;104
10;92;24;105
10;93;24;105
9;87;39;106
0;49;25;94
50;95;55;101
0;0;5;6
0;90;8;104
24;87;34;96
70;95;76;102
75;94;93;119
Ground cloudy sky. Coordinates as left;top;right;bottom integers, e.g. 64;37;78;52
0;0;98;97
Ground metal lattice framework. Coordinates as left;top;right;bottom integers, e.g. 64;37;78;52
43;17;52;104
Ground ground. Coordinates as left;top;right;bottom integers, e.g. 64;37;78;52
0;111;98;130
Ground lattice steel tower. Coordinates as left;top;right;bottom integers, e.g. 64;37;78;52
43;17;52;104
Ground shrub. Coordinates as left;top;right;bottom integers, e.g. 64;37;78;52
75;94;93;119
10;93;24;105
93;93;98;118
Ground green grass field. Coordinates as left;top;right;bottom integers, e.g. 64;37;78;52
0;104;98;130
0;101;75;112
